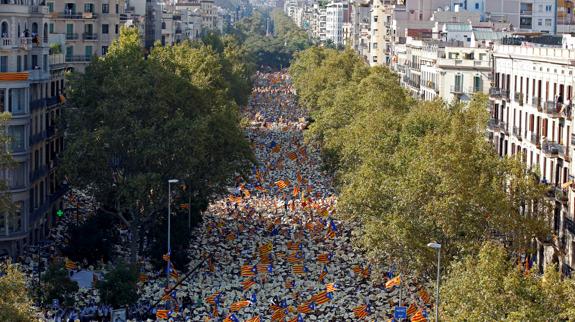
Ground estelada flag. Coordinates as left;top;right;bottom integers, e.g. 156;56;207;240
317;253;330;264
297;300;315;314
259;242;273;255
311;290;332;305
65;258;77;270
353;304;370;319
326;283;338;293
411;309;427;322
156;309;169;319
418;288;431;304
241;264;256;277
407;303;417;316
292;265;306;275
229;300;251;312
385;275;401;289
241;278;256;291
271;308;287;321
206;291;221;305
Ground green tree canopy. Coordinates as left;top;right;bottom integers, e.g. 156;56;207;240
97;262;139;307
40;263;79;307
63;27;253;264
441;241;575;321
0;263;34;322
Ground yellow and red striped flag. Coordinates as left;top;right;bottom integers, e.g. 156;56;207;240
271;308;286;321
286;151;298;161
287;253;302;264
297;300;315;314
206;292;220;305
65;258;77;270
241;278;257;291
246;317;261;322
259;242;273;256
353;304;370;319
276;180;289;189
287;241;301;251
272;145;281;153
292;186;300;197
230;300;251;312
296;172;303;183
411;309;427;322
317;253;330;264
312;290;332;305
241;265;256;277
407;303;417;316
318;268;328;282
156;309;169;319
418;288;431;304
385;275;401;289
257;263;271;274
326;283;338;293
292;265;306;275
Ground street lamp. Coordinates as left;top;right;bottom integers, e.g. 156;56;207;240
167;179;179;288
427;242;441;322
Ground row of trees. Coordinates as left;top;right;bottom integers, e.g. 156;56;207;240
233;8;311;69
289;47;575;319
62;27;254;271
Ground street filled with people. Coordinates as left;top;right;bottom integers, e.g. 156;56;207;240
15;71;431;321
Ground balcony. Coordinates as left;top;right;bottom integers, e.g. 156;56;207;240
467;86;483;95
499;121;509;134
29;131;47;146
544;101;562;118
28;69;49;81
30;165;48;182
542;141;563;157
65;33;79;40
487;118;500;131
530;133;540;147
489;87;501;98
512;126;522;140
66;55;92;63
49;185;68;204
55;12;99;19
532;96;542;110
82;33;98;41
0;4;47;15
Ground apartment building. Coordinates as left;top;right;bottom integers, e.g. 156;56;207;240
0;1;66;258
47;0;125;71
325;1;347;46
489;41;575;276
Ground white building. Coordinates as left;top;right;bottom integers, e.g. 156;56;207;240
490;40;575;276
325;1;347;46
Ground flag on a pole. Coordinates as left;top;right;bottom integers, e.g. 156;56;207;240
385;275;401;289
229;300;251;312
156;310;169;319
241;279;257;291
353;304;370;319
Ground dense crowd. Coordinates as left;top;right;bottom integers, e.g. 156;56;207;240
10;71;431;321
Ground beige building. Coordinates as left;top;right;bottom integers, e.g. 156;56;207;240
47;0;125;71
0;1;66;258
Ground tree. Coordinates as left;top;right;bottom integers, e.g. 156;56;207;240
40;263;79;307
289;49;551;278
0;112;14;215
62;210;120;265
63;28;253;263
441;241;575;321
0;263;34;322
97;262;139;307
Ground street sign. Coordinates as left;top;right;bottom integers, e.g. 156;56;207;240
394;306;407;319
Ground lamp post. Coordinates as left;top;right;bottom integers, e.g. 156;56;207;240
427;242;442;322
167;179;179;288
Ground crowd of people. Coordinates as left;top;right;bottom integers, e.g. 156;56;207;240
7;71;432;321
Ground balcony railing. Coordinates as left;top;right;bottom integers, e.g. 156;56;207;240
66;55;92;62
30;98;45;112
515;92;524;106
542;141;563;157
46;96;60;107
544;101;562;117
29;131;47;145
65;33;79;40
532;96;542;110
554;187;569;204
499;121;509;134
565;216;575;236
487;118;500;131
56;12;98;19
489;87;501;98
513;126;522;140
467;86;483;95
82;33;98;40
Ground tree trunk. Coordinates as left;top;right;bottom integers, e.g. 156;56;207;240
130;210;140;264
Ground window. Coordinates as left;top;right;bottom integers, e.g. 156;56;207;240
49;23;54;33
84;3;94;13
473;75;482;92
10;88;25;115
7;201;23;233
8;126;25;153
116;4;119;14
372;56;377;63
545;19;552;26
85;45;93;58
115;24;119;34
47;2;54;12
16;56;21;72
43;54;47;71
101;46;108;55
102;24;109;34
373;16;378;22
546;5;552;12
32;55;38;69
0;56;6;72
454;74;463;92
102;3;109;13
538;19;543;26
66;46;73;60
475;3;479;9
372;42;377;49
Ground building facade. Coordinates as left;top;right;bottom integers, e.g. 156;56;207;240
0;1;66;258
